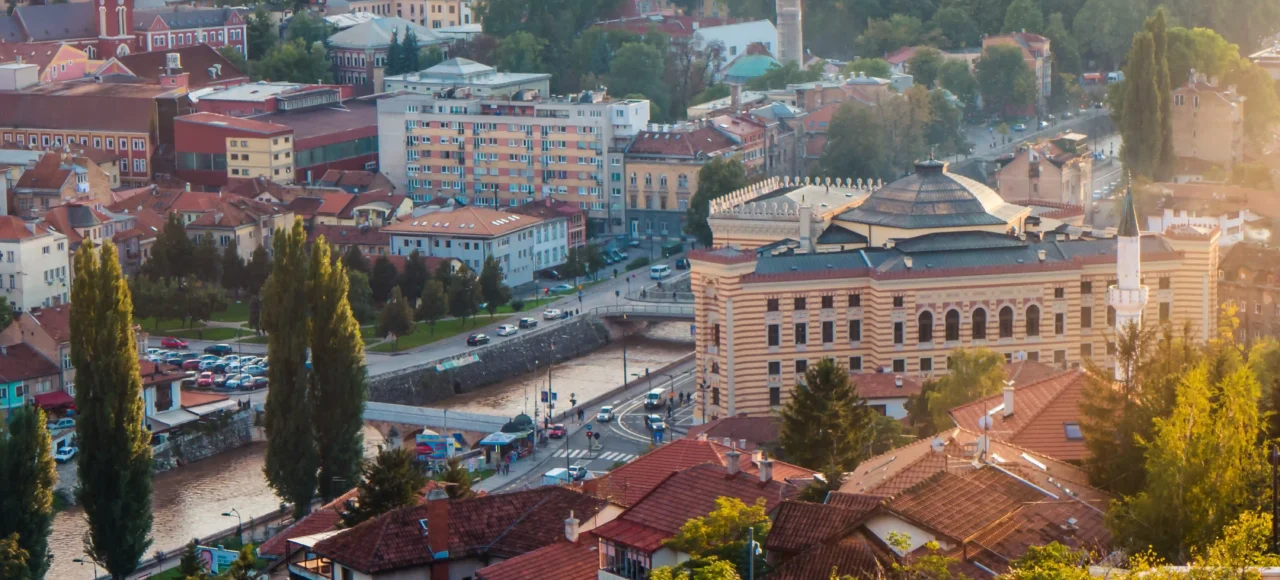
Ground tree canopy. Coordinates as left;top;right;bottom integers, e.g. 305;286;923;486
685;157;747;247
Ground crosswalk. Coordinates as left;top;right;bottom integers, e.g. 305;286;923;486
552;449;638;462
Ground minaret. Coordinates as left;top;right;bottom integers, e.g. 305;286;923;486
775;0;803;66
1109;186;1148;381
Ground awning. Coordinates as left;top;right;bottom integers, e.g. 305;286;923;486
33;390;74;409
479;431;529;446
185;399;239;416
148;408;199;431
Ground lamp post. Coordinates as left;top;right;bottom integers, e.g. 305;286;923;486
222;508;242;545
621;314;628;388
73;558;98;579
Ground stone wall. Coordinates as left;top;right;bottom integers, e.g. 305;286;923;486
154;409;253;473
369;315;612;406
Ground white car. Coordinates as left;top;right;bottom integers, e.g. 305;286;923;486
597;405;616;422
543;309;562;320
47;418;75;431
496;324;518;336
53;446;78;463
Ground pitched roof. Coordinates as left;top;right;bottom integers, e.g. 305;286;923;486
0;215;52;240
259;487;361;558
317;169;396;193
381;206;543;238
13;153;73;190
504;198;585;221
27;305;71;344
175;112;292;136
113;44;249;90
42;203;111;245
180;390;229;407
948;370;1091;462
766;500;879;555
0;343;60;382
138;359;189;387
592;463;804;552
308;224;390;247
625;126;737;158
1004;360;1065;384
133;7;245;31
769;530;894;580
311;487;608;574
13;3;96;41
851;373;922;399
327;17;441;49
0;89;160;133
683;416;779;451
185;196;289;228
587;438;815;507
474;536;600;580
0;42;83;74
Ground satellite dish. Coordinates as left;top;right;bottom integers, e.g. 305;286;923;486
930;438;946;453
977;415;994;431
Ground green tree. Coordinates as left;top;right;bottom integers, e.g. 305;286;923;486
434;260;455;290
976;44;1037;117
926;89;965;155
222;544;257;580
308;239;367;502
416;280;448;332
918;348;1004;431
447;267;481;326
1072;0;1147;69
385;30;402;75
253;39;333;84
1224;61;1280;146
246;5;277;60
1005;542;1093;580
1166;26;1239;88
0;406;56;579
177;540;206;580
1042;13;1081;76
650;558;740;580
691;83;730;106
816;104;889;181
399;29;421;74
1002;0;1044;33
609;43;669;122
855;14;923;57
1119;32;1163;179
1146;8;1175;181
179;278;229;329
1109;352;1266;563
439;456;474;499
370;256;399;304
193;234;221;284
745;61;822;90
72;241;153;579
244;245;271;295
342;245;370;275
478;256;510;318
399;250;430;308
286;10;332;46
907;47;944;88
494;30;546;73
0;300;13;332
143;214;194;281
219;45;249;77
778;358;875;472
346;270;377;325
220;239;244;294
0;534;28;580
684;157;747;247
841;57;892;80
378;286;415;350
585;245;606;278
930;6;980;48
340;448;427;528
661;497;769;579
262;221;317;518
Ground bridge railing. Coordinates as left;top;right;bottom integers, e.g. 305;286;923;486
591;304;695;318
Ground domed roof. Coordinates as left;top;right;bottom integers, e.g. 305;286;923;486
836;160;1024;229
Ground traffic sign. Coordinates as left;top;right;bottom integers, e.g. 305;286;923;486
593;431;601;440
585;423;593;431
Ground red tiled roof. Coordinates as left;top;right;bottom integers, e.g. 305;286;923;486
14;153;72;190
625;126;737;158
0;42;79;74
770;531;894;580
683;416;778;451
381;206;543;238
112;207;167;244
593;463;803;552
27;304;71;343
852;373;922;399
186;196;289;228
505;198;586;221
318;170;396;193
180;390;229;407
948;370;1091;462
316;192;353;215
41;203;111;246
766;500;877;555
138;359;188;387
308;224;390;247
587;438;815;507
176;112;292;136
311;487;608;574
885;46;919;65
259;487;360;558
804;102;842;131
474;535;599;580
0;343;59;382
594;15;740;38
890;469;1040;539
114;44;249;90
0;215;51;240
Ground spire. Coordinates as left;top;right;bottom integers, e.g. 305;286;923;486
1117;185;1139;237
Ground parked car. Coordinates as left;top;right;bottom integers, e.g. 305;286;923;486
221;355;241;364
597;405;616;422
53;446;78;463
204;344;233;356
249;376;268;390
646;414;666;431
180;352;200;361
567;465;588;481
160;337;188;349
146;348;161;356
146;354;166;364
243;365;267;377
675;258;690;270
628;239;641;248
496;324;518;337
518;317;538;329
1038;120;1049;129
540;269;561;280
223;374;250;390
1063;111;1074;119
47;418;75;431
548;424;567;438
466;333;491;346
182;359;202;371
1012;123;1028;132
196;372;214;387
543;309;562;320
551;283;574;292
165;356;184;366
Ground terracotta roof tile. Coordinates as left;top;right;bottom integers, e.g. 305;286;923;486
308;224;390;248
137;359;187;387
0;343;59;382
14;154;72;190
474;536;599;580
889;471;1033;540
770;531;894;580
381;206;543;238
0;89;161;133
853;373;922;399
27;305;71;343
683;416;778;451
114;44;248;90
948;370;1091;462
824;492;885;512
176;112;292;136
0;215;51;240
625;126;737;157
259;488;360;558
1003;360;1061;384
766;501;875;555
180;390;229;408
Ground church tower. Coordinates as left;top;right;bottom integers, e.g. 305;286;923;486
775;0;803;66
1109;186;1148;381
97;0;135;58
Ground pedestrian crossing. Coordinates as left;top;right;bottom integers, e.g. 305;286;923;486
552;449;638;462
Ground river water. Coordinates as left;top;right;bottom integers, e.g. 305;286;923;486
46;322;693;579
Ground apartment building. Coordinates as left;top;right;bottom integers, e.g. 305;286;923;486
347;0;467;28
381;205;565;285
0;216;71;312
11;151;116;218
993;133;1094;207
377;91;650;232
327;17;443;95
622;122;739;240
1171;76;1245;171
175;112;295;185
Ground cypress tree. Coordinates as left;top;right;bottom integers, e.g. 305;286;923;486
309;237;368;502
342;245;370;275
777;358;874;472
378;286;415;351
399;250;430;307
72;241;153;579
262;221;317;517
1120;32;1162;179
370;256;399;304
401;29;420;73
1147;8;1175;181
340;448;426;528
0;406;56;579
386;30;402;75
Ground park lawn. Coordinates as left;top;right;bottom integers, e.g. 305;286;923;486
168;327;252;341
369;317;483;353
496;297;554;314
138;317;196;333
240;326;375;346
210;301;250;322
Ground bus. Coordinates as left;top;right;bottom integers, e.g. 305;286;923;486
645;388;665;409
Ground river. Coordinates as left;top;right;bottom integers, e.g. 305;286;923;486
46;321;693;578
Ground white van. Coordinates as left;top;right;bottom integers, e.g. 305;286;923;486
650;264;672;279
645;388;665;409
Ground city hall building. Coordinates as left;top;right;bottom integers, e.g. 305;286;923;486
689;161;1219;421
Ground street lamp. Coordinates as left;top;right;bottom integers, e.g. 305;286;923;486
222;508;242;545
73;558;98;579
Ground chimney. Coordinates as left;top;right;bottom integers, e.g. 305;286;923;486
723;437;732;448
758;459;774;483
565;511;581;543
184;182;191;192
725;450;741;475
1038;249;1046;262
426;489;450;558
730;83;741;110
738;438;747;450
751;449;763;463
1002;386;1015;417
894;375;903;388
903;256;913;269
696;432;708;441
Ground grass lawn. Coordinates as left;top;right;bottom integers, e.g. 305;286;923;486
241;326;375;346
369;317;484;353
168;327;252;341
210;301;250;323
138;317;196;333
496;297;554;314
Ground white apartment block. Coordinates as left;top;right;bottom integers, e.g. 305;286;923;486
382;205;565;286
0;216;69;312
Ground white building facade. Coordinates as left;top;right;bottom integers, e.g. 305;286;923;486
0;217;70;312
382;206;552;286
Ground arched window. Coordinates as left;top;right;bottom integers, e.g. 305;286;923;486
918;311;933;343
644;173;653;186
945;309;960;341
659;175;668;188
678;174;688;188
1000;306;1014;338
972;308;987;340
1026;305;1040;337
629;172;636;186
1107;306;1116;326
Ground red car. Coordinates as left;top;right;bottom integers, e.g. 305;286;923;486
196;372;214;388
160;337;188;349
182;359;202;371
548;424;566;439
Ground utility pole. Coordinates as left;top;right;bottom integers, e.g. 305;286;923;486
621;314;628;388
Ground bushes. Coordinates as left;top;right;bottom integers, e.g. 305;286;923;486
627;257;651;271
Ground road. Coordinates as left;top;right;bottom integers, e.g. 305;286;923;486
495;360;699;491
950;106;1112;162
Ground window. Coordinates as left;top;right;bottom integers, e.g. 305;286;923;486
1107;306;1116;326
1159;302;1170;321
918;311;933;343
822;321;834;343
892;359;906;373
1064;422;1084;440
1159;277;1171;290
768;361;781;376
1054;287;1065;299
893;321;904;345
1026;305;1040;336
1080;281;1093;294
1107;341;1117;355
849;356;862;371
766;298;779;312
1055;349;1066;367
795;360;807;374
920;357;933;372
1081;306;1092;328
848;294;861;307
893;296;904;308
1055;313;1065;335
820;295;834;309
945;310;960;341
794;323;807;345
1081;343;1093;357
794;297;806;310
712;324;721;347
999;306;1014;338
769;386;781;406
972;308;987;339
767;324;780;347
849;320;862;341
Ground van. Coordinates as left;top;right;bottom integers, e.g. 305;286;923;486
650;264;672;279
645;388;665;409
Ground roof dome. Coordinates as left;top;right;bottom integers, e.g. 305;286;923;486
836;160;1024;229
